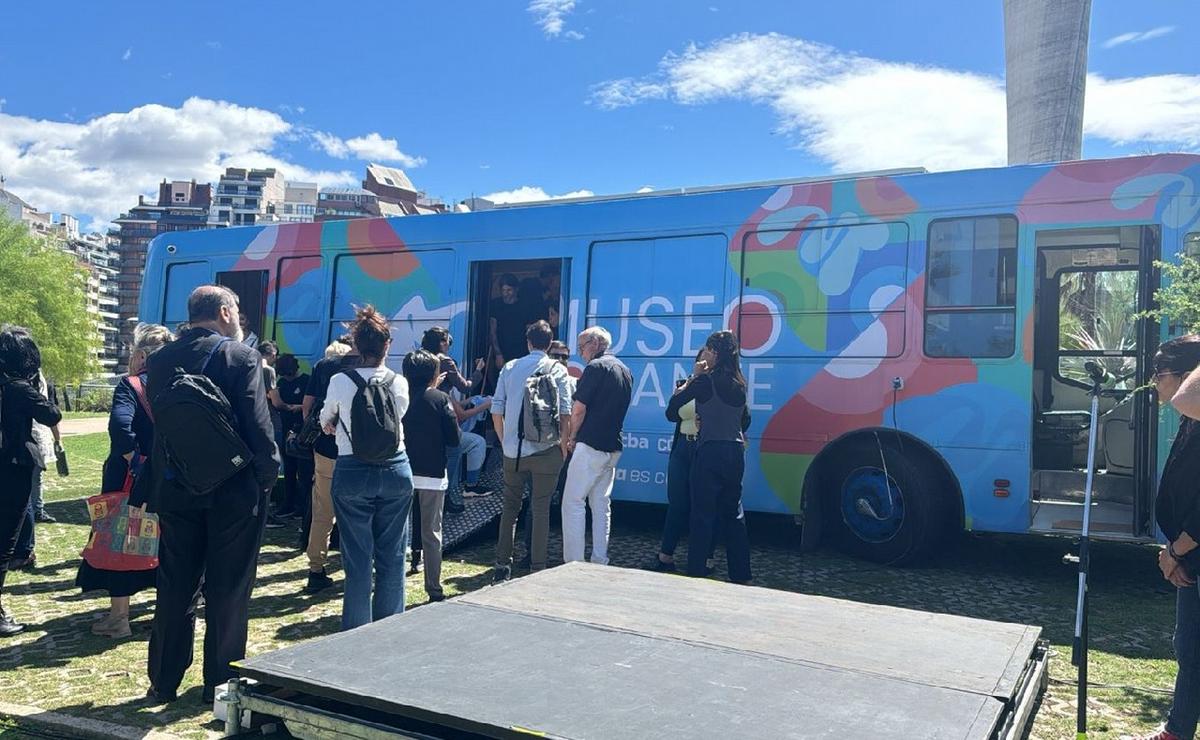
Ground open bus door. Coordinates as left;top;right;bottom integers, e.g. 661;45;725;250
1030;225;1159;539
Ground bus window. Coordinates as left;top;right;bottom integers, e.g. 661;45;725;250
274;256;324;359
924;215;1018;358
163;261;210;328
217;270;269;344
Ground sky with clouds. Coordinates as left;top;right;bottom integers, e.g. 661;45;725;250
0;0;1195;231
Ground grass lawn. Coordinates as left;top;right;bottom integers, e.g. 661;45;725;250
2;431;1183;739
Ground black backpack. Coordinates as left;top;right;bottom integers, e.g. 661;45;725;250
153;336;253;496
339;369;401;464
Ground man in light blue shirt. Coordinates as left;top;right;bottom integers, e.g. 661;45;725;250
491;320;572;582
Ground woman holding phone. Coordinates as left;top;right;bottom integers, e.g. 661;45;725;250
659;332;752;583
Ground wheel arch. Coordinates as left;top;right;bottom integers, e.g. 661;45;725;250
799;427;965;550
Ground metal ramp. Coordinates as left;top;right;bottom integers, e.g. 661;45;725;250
226;564;1047;739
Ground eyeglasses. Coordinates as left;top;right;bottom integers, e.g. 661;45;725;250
1153;371;1179;382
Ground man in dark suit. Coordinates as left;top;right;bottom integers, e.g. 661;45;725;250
144;285;279;704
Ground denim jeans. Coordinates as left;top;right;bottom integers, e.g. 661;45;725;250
1169;582;1200;738
330;453;414;631
660;436;696;557
30;468;45;518
460;432;486;486
445;445;464;509
688;441;751;582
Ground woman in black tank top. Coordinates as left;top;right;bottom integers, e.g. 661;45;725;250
672;331;753;584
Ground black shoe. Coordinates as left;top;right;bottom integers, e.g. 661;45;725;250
34;511;56;524
492;566;512;584
304;570;334;594
428;592;446;603
264;515;286;529
7;554;35;571
0;607;24;637
463;484;495;498
407;556;423;577
145;686;177;704
642;556;677;573
444;501;465;515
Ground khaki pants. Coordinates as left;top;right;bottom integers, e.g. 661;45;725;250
496;447;563;571
415;488;445;598
306;453;336;573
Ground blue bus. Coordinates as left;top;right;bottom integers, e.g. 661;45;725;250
140;154;1200;562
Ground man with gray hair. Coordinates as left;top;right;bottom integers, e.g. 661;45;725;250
143;284;279;705
561;325;632;565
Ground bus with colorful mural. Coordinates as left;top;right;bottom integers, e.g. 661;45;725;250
139;153;1200;563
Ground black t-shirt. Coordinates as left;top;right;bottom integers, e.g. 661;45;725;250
491;298;532;361
306;354;360;459
277;374;309;434
573;353;633;453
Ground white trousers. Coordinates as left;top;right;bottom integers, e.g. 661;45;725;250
561;442;620;565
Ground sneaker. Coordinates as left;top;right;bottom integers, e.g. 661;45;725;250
444;501;466;515
303;570;334;594
34;511;56;524
428;592;446;603
407;553;423;576
264;515;286;529
642;555;677;573
492;566;512;584
0;606;24;637
7;554;36;571
462;484;494;498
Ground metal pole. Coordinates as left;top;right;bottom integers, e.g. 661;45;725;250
1072;367;1103;739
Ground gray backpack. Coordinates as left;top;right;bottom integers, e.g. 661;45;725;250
516;362;561;462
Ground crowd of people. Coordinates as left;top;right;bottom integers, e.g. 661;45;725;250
0;282;759;706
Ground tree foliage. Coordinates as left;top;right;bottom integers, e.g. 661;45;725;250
0;214;99;383
1144;256;1200;336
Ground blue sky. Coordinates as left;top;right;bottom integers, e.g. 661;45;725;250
0;0;1196;230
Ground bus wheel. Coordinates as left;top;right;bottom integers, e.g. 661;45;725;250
824;438;948;564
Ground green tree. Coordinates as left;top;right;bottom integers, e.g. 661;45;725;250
0;214;99;383
1145;255;1200;335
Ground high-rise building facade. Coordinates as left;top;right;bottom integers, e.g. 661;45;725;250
1004;0;1091;164
281;181;318;223
208;167;286;227
113;180;211;369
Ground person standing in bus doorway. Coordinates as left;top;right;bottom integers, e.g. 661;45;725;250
561;326;632;566
1133;335;1200;740
491;321;572;582
490;273;532;362
671;330;753;584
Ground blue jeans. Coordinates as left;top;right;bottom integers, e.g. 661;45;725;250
30;468;44;517
445;445;463;508
1170;582;1200;738
330;453;414;631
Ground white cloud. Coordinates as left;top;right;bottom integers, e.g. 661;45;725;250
564;30;585;41
528;0;579;38
481;186;594;204
1102;26;1175;49
0;97;361;228
311;130;425;168
122;48;132;61
591;32;1200;173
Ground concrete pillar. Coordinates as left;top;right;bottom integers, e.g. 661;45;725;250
1004;0;1092;164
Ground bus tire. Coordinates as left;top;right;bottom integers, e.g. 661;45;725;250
823;437;951;565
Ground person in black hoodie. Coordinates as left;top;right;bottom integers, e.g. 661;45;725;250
143;286;279;704
1140;335;1200;740
401;350;461;602
0;325;62;636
